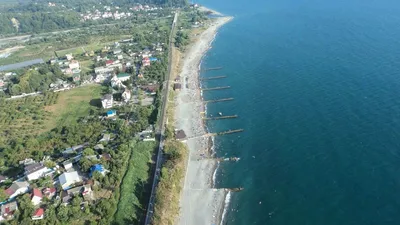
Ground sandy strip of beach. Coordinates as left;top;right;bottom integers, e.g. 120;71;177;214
175;12;233;225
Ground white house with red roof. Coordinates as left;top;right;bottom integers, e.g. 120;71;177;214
32;208;44;220
42;187;56;199
31;188;42;206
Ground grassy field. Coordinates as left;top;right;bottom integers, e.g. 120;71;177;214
114;141;156;225
44;84;104;128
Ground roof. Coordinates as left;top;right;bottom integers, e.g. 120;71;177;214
0;175;6;181
89;164;104;177
174;83;182;90
106;60;114;64
6;181;29;196
1;201;17;214
25;163;46;174
33;208;44;217
32;188;42;198
102;94;113;101
102;153;112;161
59;171;81;185
94;144;105;150
107;110;116;115
175;130;187;140
61;191;71;203
43;187;56;195
117;73;130;78
62;160;73;166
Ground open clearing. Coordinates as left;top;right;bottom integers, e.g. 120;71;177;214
44;84;104;128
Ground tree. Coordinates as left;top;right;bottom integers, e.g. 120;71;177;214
0;189;8;202
83;148;95;156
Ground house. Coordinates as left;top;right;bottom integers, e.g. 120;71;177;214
61;191;72;204
66;54;73;61
82;184;94;201
19;158;35;165
99;133;111;142
117;55;123;60
149;57;158;62
142;57;150;67
140;84;159;94
105;60;114;66
174;76;181;82
32;208;44;220
42;187;56;199
5;181;30;199
107;110;117;117
95;66;114;75
72;73;80;82
0;175;7;183
117;73;131;82
175;130;187;141
25;163;48;181
122;89;131;103
89;164;107;177
31;188;42;206
1;201;18;220
102;153;112;161
173;83;182;91
59;171;82;190
69;60;80;70
101;94;113;109
113;49;122;55
62;160;73;170
94;144;105;151
66;186;83;196
110;76;124;88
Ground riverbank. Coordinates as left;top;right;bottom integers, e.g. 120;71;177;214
175;12;233;225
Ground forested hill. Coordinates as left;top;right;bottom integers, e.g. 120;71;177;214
0;0;187;35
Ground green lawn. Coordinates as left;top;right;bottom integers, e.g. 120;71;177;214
44;84;104;128
114;141;155;224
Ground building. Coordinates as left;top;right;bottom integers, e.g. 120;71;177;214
105;60;114;66
173;83;182;91
95;66;114;75
31;188;42;206
110;76;124;88
101;94;113;109
5;181;29;199
175;130;187;141
42;187;56;199
0;175;7;183
122;89;131;103
59;171;82;190
66;186;83;196
69;60;80;70
113;49;122;55
32;208;44;220
66;54;73;61
82;184;93;201
1;201;18;220
142;57;150;67
61;191;72;205
62;160;73;170
89;164;107;177
25;163;48;181
72;73;80;82
117;73;131;82
106;110;117;117
99;133;111;142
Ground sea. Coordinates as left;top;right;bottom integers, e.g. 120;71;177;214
197;0;400;224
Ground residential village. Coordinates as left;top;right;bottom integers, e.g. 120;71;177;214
0;38;171;222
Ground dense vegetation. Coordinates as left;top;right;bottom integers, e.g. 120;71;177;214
153;140;187;225
0;0;187;35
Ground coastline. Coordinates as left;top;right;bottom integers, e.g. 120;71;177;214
175;11;233;225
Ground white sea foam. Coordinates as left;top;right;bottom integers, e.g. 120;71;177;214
220;191;232;225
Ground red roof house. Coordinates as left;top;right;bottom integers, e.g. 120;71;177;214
32;208;44;220
31;188;43;206
106;60;114;66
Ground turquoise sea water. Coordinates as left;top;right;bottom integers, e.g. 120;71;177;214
197;0;400;224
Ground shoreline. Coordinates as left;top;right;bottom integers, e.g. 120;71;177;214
175;11;233;225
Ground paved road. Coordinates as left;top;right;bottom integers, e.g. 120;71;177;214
144;11;179;225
